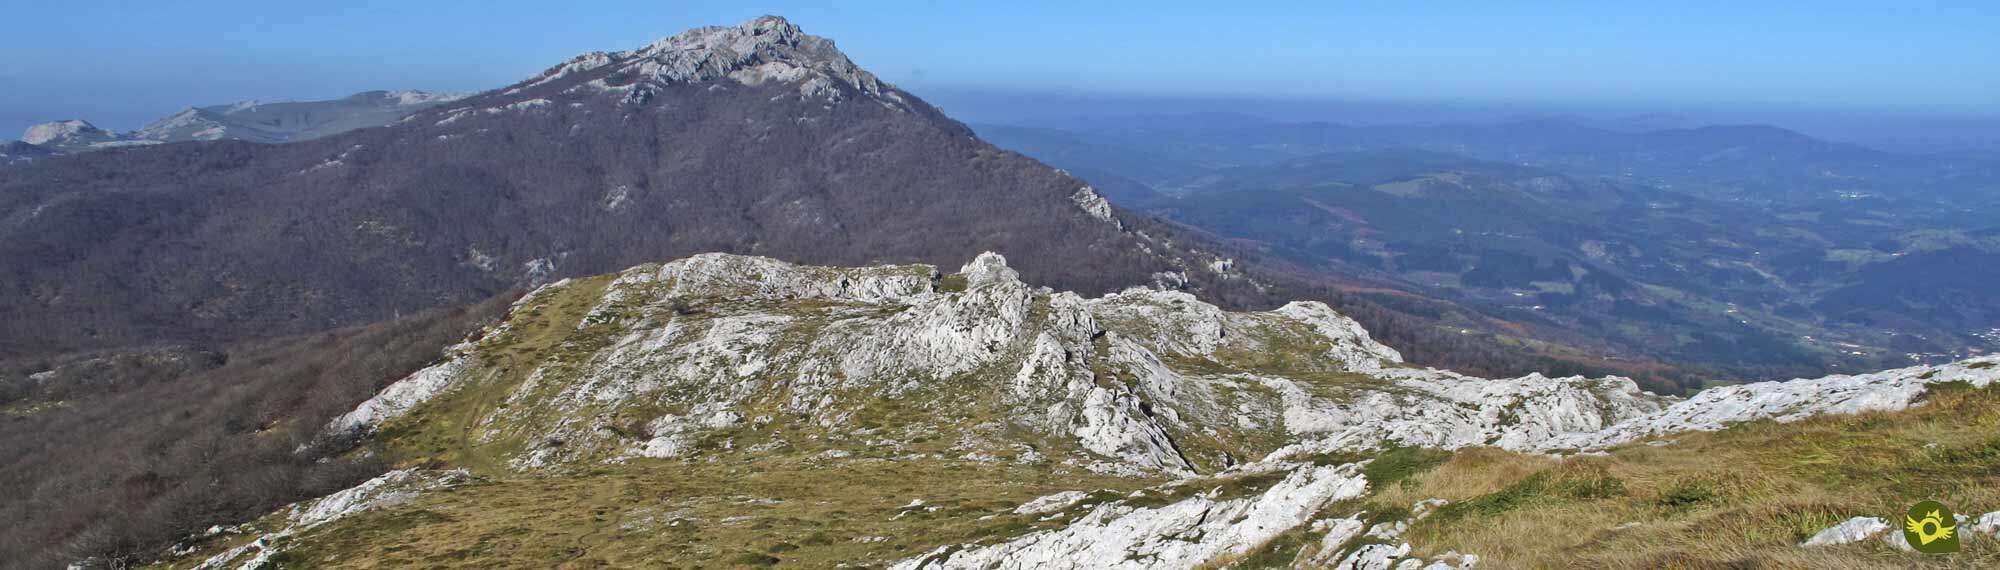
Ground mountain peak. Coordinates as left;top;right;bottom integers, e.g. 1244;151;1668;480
960;251;1022;288
508;15;899;107
21;119;106;145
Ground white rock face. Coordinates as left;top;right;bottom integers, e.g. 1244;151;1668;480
322;281;566;436
330;252;2000;482
1338;543;1411;569
324;252;1668;477
895;463;1369;570
1250;365;1668;463
1308;516;1368;565
1546;356;2000;451
1013;490;1094;516
191;469;475;570
1801;516;1890;547
289;469;465;529
1070;186;1120;228
24;90;465;153
1971;511;2000;537
325;355;473;436
1291;496;1468;569
508;15;906;110
22;119;109;145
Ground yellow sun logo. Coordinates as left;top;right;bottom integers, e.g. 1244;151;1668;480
1901;500;1960;554
1904;509;1956;546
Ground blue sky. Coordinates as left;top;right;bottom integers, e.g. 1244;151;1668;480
3;1;1996;135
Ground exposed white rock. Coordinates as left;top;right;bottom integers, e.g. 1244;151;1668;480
1411;498;1449;519
1337;542;1411;570
386;90;464;106
516;52;616;92
523;257;559;286
1274;301;1406;370
321;281;565;436
893;463;1369;570
290;469;468;529
191;469;475;570
1069;186;1120;228
327;252;2000;486
1014;491;1094;516
1297;497;1472;569
1546;356;2000;450
499;15;905;110
324;355;473;436
603;184;634;211
1801;516;1890;547
1971;511;2000;537
28;90;464;153
1308;515;1368;565
1254;367;1666;464
1402;552;1479;569
23;119;109;145
288;251;2000;569
1366;519;1410;541
494;98;552;112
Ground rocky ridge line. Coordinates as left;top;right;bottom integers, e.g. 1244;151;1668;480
199;253;2000;569
20;90;466;152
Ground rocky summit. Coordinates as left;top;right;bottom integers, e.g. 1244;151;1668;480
152;253;2000;569
504;15;900;108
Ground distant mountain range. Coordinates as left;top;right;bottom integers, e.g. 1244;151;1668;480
978;114;2000;204
16;90;466;152
975;114;2000;378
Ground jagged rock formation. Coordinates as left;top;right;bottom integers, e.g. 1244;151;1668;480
18;90;464;152
143;252;1994;569
337;255;2000;478
505;15;900;108
325;252;1666;478
1544;356;2000;450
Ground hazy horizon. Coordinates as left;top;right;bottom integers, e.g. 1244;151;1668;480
6;1;1998;150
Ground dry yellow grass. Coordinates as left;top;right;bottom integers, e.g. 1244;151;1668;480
152;458;1163;569
1372;382;2000;569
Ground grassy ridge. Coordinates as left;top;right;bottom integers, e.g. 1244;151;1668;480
1377;382;2000;568
164;460;1158;569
